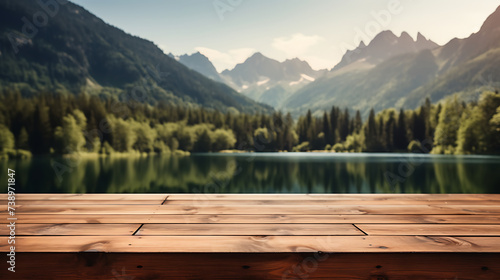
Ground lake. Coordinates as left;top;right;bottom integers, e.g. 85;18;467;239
1;153;500;194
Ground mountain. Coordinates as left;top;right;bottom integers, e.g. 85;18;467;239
221;53;322;87
284;49;439;115
401;5;500;107
172;52;225;83
221;53;327;108
333;30;439;71
284;5;500;116
0;0;271;114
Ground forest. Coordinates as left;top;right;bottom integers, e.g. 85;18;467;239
1;90;499;158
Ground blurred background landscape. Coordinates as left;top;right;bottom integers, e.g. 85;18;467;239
0;0;499;193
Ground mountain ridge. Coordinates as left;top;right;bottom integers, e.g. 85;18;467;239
283;5;500;117
220;52;327;108
332;30;439;71
170;52;226;84
0;0;272;114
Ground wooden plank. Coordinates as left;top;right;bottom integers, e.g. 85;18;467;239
162;199;500;205
3;236;500;252
0;224;141;236
6;198;500;206
7;198;500;206
0;200;165;205
136;224;363;236
0;194;167;201
167;193;500;200
3;214;500;224
8;199;500;206
6;204;500;215
356;224;500;236
3;205;159;214
2;253;499;280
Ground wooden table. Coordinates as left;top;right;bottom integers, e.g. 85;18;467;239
1;194;500;279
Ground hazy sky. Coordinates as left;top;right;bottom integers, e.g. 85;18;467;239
71;0;500;71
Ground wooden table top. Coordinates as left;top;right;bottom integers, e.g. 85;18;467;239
2;194;500;253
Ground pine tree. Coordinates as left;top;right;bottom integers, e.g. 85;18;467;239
30;101;52;154
353;110;363;134
194;128;212;152
365;109;379;151
322;112;332;145
329;106;340;144
339;109;350;141
411;110;426;141
16;127;29;150
384;110;396;150
394;109;409;151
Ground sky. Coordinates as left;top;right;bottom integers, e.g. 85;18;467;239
71;0;500;72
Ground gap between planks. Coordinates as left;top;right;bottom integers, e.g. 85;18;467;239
133;194;169;236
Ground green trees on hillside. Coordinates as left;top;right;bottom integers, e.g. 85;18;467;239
428;92;500;154
432;96;464;154
296;107;361;151
0;90;499;157
53;111;87;154
110;118;137;152
321;92;500;155
0;92;270;156
394;109;409;150
0;124;14;151
490;107;500;154
454;92;500;154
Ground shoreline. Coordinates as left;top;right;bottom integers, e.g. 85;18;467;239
3;150;500;160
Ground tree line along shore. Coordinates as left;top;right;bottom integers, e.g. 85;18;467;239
0;90;499;159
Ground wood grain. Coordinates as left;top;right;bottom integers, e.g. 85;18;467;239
355;224;500;236
3;236;500;252
4;214;500;224
162;199;500;205
0;193;167;201
1;193;499;257
2;253;499;280
1;200;166;205
136;224;364;236
0;224;141;236
166;193;500;200
6;204;500;215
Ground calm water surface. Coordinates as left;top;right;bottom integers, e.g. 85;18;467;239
1;153;499;194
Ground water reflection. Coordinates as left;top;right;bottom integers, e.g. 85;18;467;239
1;153;499;193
